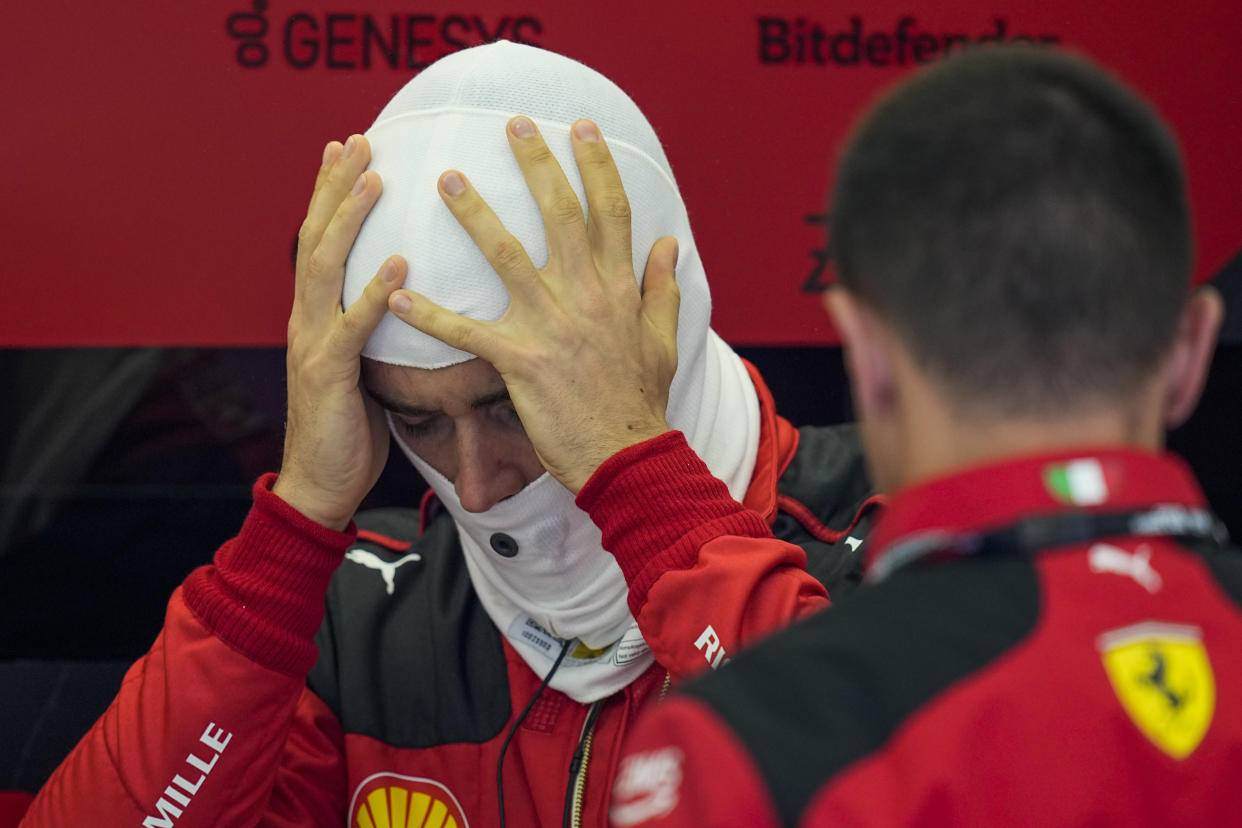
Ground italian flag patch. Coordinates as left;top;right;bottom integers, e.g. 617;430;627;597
1043;459;1108;506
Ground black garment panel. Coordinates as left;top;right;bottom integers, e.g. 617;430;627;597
682;554;1040;825
308;508;511;747
1199;543;1242;610
775;424;875;601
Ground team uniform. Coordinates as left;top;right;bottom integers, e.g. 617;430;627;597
21;368;879;828
611;448;1242;827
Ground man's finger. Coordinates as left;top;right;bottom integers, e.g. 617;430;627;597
297;134;373;287
311;141;343;202
302;168;384;314
339;255;407;354
293;141;343;303
570;120;633;280
506;116;591;274
642;237;681;342
438;169;549;307
388;289;502;365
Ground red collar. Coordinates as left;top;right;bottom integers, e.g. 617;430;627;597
738;359;800;523
865;447;1209;574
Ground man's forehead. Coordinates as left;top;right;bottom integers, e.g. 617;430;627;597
361;357;508;414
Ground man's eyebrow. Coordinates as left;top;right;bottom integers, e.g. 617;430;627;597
366;387;436;417
366;386;511;417
470;388;512;410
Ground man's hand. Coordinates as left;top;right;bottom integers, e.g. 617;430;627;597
387;117;680;495
273;135;406;530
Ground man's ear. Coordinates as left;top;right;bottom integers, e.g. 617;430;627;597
1164;285;1224;429
823;288;897;422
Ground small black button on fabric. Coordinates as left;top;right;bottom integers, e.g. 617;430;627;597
490;532;519;558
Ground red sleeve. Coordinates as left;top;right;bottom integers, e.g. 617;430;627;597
609;696;780;828
577;432;829;682
260;688;349;826
21;475;352;828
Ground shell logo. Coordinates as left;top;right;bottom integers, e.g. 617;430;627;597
350;773;470;828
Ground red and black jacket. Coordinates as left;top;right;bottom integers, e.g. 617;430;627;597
612;448;1242;827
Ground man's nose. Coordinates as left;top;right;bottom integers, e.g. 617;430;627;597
453;431;525;513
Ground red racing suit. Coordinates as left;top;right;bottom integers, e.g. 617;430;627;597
611;448;1242;826
21;367;878;828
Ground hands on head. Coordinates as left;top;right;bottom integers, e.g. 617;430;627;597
387;116;681;495
275;117;680;529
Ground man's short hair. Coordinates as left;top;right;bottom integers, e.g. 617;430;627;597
830;45;1192;414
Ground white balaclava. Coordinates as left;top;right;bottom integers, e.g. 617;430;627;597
342;41;759;703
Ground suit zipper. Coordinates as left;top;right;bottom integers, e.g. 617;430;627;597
564;674;670;826
567;701;602;828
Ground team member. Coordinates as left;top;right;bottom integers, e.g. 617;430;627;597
596;46;1242;826
22;43;874;827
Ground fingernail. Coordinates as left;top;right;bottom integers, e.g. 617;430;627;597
344;135;357;157
352;173;367;195
382;259;400;283
391;293;412;313
442;171;465;196
510;117;535;139
573;120;601;142
322;142;335;166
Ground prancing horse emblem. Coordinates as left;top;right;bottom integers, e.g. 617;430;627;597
1098;621;1215;759
345;548;423;595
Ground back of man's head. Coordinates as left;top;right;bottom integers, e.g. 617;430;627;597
831;45;1192;416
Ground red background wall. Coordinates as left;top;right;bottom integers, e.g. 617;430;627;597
4;0;1240;347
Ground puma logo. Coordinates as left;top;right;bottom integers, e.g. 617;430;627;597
345;548;423;595
1088;543;1162;594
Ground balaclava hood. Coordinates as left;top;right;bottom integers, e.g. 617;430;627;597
343;41;759;702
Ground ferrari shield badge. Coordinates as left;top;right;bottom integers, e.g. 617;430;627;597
1097;621;1214;759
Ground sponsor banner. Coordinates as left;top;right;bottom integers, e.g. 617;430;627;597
4;1;1240;346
